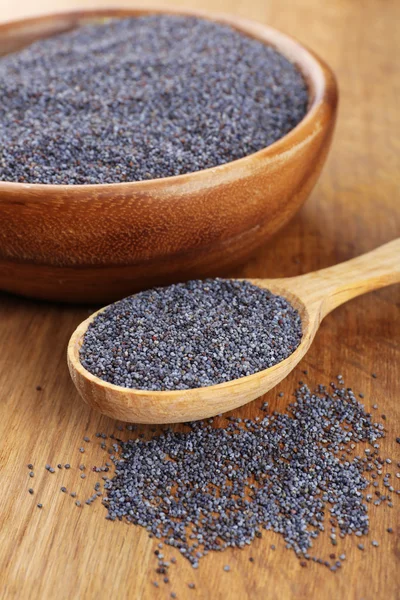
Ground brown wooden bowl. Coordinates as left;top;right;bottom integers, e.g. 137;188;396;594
0;8;338;304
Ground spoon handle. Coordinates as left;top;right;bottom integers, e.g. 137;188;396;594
281;238;400;317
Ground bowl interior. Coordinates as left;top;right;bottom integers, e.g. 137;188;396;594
0;8;329;190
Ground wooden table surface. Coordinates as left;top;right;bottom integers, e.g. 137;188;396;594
0;0;399;598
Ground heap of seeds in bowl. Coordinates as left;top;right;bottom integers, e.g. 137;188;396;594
79;279;302;390
0;15;308;184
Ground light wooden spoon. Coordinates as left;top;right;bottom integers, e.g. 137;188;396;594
68;239;399;423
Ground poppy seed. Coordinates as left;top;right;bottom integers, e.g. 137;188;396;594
100;381;390;567
0;16;307;185
80;279;302;391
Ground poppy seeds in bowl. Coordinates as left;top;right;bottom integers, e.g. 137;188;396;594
0;15;308;185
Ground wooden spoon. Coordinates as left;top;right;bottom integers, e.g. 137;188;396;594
68;239;399;423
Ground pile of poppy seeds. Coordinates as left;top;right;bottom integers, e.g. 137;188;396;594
27;375;398;586
79;279;302;390
0;15;308;184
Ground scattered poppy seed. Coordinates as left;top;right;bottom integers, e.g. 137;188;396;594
65;464;70;469
29;472;34;478
24;376;395;579
83;436;90;442
75;501;81;507
36;386;42;391
60;487;67;493
99;381;393;569
371;540;379;547
27;464;33;470
28;488;34;495
79;448;85;453
37;503;43;509
387;528;393;533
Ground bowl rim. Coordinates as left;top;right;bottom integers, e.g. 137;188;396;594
0;6;338;192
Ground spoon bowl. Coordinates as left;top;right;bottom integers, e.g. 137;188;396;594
68;239;400;423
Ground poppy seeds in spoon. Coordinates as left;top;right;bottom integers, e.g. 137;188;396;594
79;279;303;391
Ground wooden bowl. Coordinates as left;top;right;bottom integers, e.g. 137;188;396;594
0;8;338;304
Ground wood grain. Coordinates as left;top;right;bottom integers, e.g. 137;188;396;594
0;7;337;303
0;1;399;599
